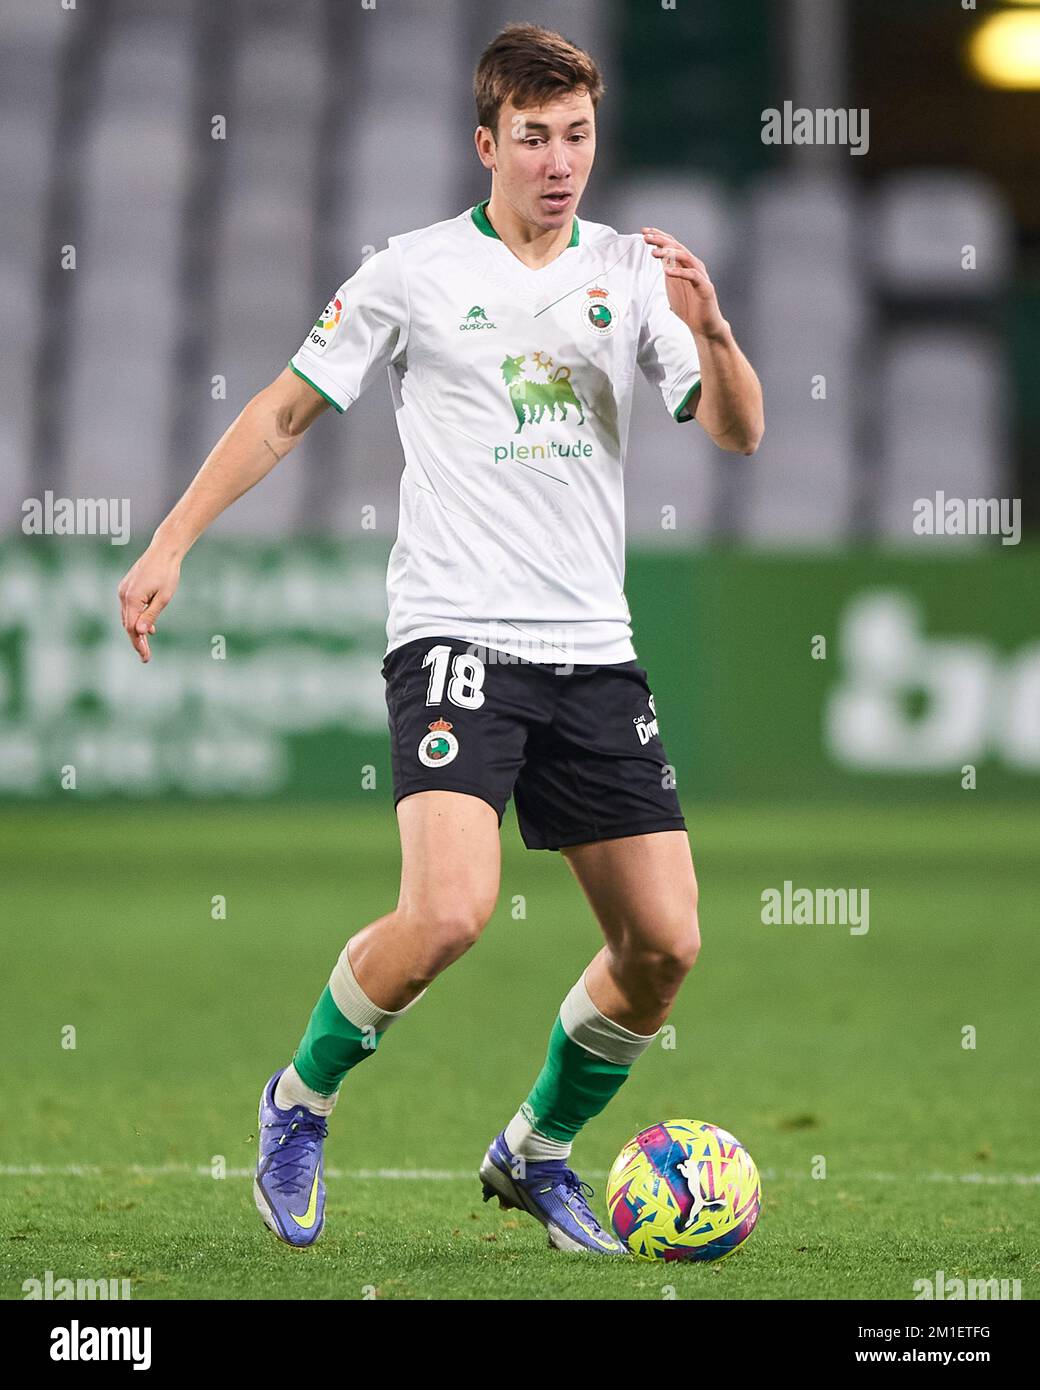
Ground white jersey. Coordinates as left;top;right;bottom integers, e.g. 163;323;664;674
290;202;701;665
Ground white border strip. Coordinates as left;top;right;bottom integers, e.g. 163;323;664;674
0;1164;1037;1185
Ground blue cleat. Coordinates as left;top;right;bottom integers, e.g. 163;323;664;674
479;1131;627;1255
253;1069;328;1247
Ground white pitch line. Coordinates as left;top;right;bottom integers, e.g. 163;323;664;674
1;1164;1038;1185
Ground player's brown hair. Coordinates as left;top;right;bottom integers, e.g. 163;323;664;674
474;23;604;141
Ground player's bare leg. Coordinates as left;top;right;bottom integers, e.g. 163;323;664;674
480;829;698;1254
348;790;501;1007
561;829;700;1035
280;788;500;1103
256;790;500;1246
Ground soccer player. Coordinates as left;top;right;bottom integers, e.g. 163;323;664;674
118;23;763;1254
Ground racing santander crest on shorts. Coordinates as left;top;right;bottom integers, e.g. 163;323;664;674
418;718;459;768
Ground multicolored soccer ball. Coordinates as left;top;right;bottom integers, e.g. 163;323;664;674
606;1119;761;1262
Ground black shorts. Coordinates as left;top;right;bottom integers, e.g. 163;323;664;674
381;635;686;851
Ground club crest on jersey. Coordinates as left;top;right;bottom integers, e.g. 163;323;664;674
581;286;617;337
418;718;459;768
459;305;497;331
309;295;344;355
500;351;586;434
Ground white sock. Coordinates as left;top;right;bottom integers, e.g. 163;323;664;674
503;970;660;1163
559;969;661;1065
274;1062;340;1117
273;944;430;1117
328;941;427;1031
504;1110;572;1162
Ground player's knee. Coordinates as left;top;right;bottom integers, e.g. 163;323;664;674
682;893;702;966
647;933;700;990
621;910;700;992
399;900;493;980
676;924;701;974
678;882;701;970
676;900;702;974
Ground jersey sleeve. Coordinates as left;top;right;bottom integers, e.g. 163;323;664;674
289;245;409;414
636;245;702;422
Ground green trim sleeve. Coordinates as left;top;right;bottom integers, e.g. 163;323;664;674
674;379;702;422
289;360;345;414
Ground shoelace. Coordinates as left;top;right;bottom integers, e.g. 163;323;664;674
264;1110;328;1195
557;1168;608;1229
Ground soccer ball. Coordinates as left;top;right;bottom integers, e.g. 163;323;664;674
606;1119;761;1262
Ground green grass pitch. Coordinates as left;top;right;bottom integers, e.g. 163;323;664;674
1;800;1036;1300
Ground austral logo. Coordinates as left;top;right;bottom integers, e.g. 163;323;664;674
581;285;617;337
500;351;586;434
459;305;497;331
309;294;344;355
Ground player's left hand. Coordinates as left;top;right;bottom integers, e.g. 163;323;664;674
642;227;727;339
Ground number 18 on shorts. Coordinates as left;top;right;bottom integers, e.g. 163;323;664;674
382;638;686;852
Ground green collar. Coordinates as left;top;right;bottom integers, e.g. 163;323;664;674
471;199;579;248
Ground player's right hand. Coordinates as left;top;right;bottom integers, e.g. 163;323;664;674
117;546;182;663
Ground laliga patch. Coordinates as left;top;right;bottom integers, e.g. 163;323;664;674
418;718;459;768
580;285;617;337
307;294;344;356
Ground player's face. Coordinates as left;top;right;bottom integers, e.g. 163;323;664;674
487;89;596;232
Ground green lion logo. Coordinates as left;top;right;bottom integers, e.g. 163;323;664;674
500;352;586;434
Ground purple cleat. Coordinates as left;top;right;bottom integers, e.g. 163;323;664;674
253;1069;328;1247
479;1130;627;1255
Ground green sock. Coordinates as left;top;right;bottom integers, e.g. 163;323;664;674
291;945;428;1096
521;1016;633;1141
517;971;661;1143
292;985;379;1094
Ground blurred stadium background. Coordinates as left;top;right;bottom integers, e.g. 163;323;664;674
1;0;1037;1302
0;0;1034;806
0;0;1037;802
0;0;1034;800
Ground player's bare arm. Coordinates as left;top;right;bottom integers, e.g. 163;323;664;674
117;367;328;663
642;226;764;455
